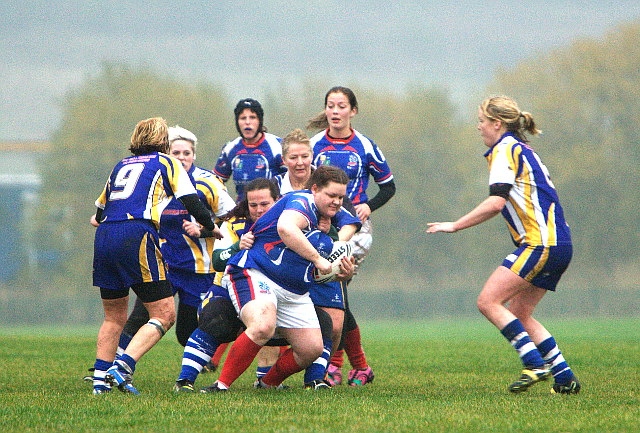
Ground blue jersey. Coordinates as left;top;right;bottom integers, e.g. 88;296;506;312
213;132;285;200
159;165;235;274
311;129;393;205
485;132;572;247
95;152;196;229
228;190;360;294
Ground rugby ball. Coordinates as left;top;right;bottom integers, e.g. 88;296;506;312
313;240;352;283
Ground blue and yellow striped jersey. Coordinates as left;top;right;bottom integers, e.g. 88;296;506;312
484;133;572;247
211;216;251;286
159;166;236;274
95;152;196;229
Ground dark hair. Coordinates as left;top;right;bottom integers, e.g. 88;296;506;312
305;164;349;189
224;178;279;220
307;86;358;131
234;98;265;135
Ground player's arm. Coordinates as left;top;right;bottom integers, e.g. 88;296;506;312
179;194;222;239
427;194;506;233
366;180;396;212
278;209;332;274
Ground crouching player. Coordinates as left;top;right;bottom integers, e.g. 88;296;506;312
201;165;359;392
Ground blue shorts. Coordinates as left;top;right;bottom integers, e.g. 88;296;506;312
93;220;168;291
502;244;572;291
309;281;345;310
168;268;214;308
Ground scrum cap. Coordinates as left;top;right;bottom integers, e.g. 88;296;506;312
234;98;264;135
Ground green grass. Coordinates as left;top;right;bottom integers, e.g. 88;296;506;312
0;318;638;432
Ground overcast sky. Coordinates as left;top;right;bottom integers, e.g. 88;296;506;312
2;1;639;141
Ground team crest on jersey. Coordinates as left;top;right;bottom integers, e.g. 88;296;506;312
258;281;271;294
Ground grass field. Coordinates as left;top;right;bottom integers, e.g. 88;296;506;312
0;318;638;432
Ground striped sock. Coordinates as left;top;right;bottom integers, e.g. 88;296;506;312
93;359;112;393
304;335;332;384
115;353;137;374
256;365;271;380
537;336;574;384
177;328;218;383
500;319;546;369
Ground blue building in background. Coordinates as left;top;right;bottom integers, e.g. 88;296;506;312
0;141;48;282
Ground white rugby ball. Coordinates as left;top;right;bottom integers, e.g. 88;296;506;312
313;240;352;283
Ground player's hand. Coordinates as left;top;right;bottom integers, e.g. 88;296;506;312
90;214;99;227
211;225;223;240
354;203;371;223
335;256;356;281
426;222;456;233
313;256;332;275
182;220;202;237
239;232;255;250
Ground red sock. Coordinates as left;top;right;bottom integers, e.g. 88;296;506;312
344;326;368;370
211;343;229;368
217;333;262;387
261;348;303;387
329;349;344;368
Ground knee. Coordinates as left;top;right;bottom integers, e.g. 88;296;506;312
476;292;494;317
247;322;276;343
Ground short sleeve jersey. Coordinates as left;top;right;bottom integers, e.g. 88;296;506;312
484;133;572;247
228;190;360;294
311;129;393;205
95;152;196;229
213;132;285;200
159;165;236;274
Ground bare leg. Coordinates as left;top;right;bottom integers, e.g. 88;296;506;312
96;297;129;362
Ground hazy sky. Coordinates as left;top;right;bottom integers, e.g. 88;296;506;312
2;1;639;141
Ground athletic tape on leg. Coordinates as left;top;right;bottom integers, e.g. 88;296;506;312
147;318;166;336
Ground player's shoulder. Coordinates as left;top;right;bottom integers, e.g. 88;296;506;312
352;129;377;150
220;136;244;153
263;133;283;152
193;166;216;181
309;130;327;144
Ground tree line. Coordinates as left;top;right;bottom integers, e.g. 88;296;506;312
14;21;639;322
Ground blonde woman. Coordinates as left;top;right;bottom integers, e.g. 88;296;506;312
427;96;580;394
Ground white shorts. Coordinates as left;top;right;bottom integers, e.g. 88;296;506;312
223;267;320;329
